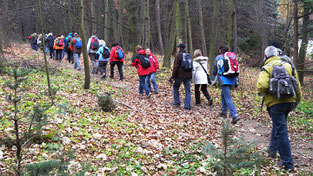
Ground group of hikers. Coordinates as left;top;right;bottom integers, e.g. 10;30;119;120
29;32;301;172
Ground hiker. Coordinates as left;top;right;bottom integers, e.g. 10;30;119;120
270;40;296;70
131;45;151;98
29;33;38;51
64;33;74;64
257;46;302;172
53;34;65;62
145;48;159;94
109;42;125;81
192;49;213;106
45;33;56;59
87;33;100;74
170;43;192;110
70;33;83;71
61;35;65;59
212;45;240;124
96;40;110;80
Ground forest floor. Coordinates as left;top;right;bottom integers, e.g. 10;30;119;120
0;44;312;175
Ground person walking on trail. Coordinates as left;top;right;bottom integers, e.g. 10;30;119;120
192;49;213;106
53;34;65;62
257;46;302;172
212;45;240;124
109;42;125;81
70;33;83;71
64;33;74;64
87;33;100;74
96;40;110;80
131;45;152;98
45;33;56;59
145;48;159;94
61;35;65;59
170;43;192;110
29;33;38;51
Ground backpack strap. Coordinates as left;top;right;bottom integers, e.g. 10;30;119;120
199;62;209;75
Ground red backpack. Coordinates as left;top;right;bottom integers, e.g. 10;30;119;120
221;52;240;77
57;38;64;47
91;37;99;50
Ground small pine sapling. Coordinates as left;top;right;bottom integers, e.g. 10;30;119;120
97;92;116;112
204;121;264;176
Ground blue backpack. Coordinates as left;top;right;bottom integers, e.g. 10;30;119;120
75;38;83;49
116;47;124;60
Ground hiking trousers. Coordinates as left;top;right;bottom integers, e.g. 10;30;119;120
89;53;98;74
146;72;159;93
267;102;295;170
98;61;108;78
110;61;124;81
195;84;211;104
221;85;238;118
173;78;191;109
73;53;81;70
55;49;63;62
139;75;151;96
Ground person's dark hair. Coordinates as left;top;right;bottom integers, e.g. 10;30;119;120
219;45;229;54
56;34;61;37
135;45;142;52
271;40;281;49
112;42;119;47
92;32;96;36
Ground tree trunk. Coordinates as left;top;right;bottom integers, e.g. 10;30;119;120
130;0;136;54
104;0;109;40
146;0;151;48
198;0;207;56
185;0;193;56
38;0;52;97
78;0;91;89
176;0;182;42
163;1;176;68
233;0;238;53
209;0;218;75
227;0;233;49
293;0;299;67
298;2;309;85
155;0;164;54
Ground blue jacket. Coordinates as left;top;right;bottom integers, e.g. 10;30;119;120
96;45;110;62
213;54;236;86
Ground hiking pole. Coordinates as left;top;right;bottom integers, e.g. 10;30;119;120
260;96;265;112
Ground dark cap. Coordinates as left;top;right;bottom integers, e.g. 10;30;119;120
177;42;185;49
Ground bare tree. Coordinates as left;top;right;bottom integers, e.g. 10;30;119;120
198;0;207;56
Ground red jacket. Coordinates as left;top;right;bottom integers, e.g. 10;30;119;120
110;46;125;62
148;54;159;73
131;49;151;76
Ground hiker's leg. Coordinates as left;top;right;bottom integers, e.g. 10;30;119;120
201;84;211;101
220;87;228;113
90;54;97;74
183;79;191;109
139;75;150;95
117;62;124;81
110;62;115;78
150;72;158;93
146;74;151;90
173;78;183;105
268;103;294;170
221;85;238;118
195;84;201;104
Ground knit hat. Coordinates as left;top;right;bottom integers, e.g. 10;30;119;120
99;40;106;46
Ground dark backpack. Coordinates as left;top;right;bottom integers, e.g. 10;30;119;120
65;37;72;51
140;54;151;69
91;37;99;50
181;53;193;71
102;46;110;58
268;63;298;99
115;47;124;60
47;37;55;48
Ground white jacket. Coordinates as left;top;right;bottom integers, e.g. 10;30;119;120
87;35;98;54
192;56;209;85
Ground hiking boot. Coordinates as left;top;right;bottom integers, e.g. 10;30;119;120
147;92;152;99
266;148;277;158
219;112;227;118
171;103;180;107
208;99;213;106
231;116;240;124
184;107;191;110
154;91;159;94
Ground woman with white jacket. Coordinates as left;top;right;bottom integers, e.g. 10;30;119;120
192;49;213;106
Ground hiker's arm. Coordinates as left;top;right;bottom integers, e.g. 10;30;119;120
293;69;302;103
256;67;270;94
154;55;159;71
109;47;115;62
171;56;180;79
131;54;137;66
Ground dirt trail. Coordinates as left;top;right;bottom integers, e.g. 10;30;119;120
19;45;313;172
